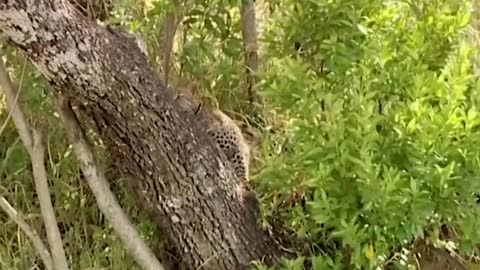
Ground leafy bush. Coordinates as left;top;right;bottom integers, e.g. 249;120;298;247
2;0;480;269
256;0;480;268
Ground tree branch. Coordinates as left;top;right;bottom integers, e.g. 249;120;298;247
30;127;71;270
0;196;54;270
55;94;165;270
0;56;32;151
0;59;26;137
0;56;70;270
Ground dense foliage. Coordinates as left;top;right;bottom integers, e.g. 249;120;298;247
257;0;480;268
1;0;480;269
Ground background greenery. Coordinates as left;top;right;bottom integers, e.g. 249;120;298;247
2;0;480;269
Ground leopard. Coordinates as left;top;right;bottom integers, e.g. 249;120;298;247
174;84;250;181
174;84;259;219
206;110;251;182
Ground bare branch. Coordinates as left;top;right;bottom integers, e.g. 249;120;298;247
0;59;26;137
31;128;71;270
0;56;32;151
56;95;165;270
0;57;70;270
0;196;54;270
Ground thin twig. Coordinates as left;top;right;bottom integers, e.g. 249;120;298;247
0;59;26;137
0;57;32;151
0;196;54;270
56;95;165;270
0;55;70;270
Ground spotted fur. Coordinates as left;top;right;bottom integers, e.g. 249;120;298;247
207;110;251;181
174;87;251;181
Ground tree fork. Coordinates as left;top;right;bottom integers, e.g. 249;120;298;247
0;1;283;269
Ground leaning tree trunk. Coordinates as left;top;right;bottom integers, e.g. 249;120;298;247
0;1;283;269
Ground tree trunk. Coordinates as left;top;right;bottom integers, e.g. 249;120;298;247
0;1;282;269
240;0;259;103
159;3;179;86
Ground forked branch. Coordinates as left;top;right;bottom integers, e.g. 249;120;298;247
0;56;70;270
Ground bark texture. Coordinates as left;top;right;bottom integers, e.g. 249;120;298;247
0;1;282;269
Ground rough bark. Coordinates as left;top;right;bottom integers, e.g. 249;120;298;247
57;95;165;270
0;1;282;269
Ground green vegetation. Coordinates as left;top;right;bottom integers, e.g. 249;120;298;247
0;48;162;269
2;0;480;269
257;0;480;268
